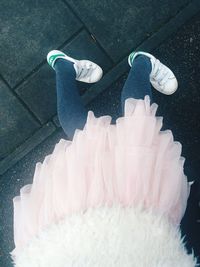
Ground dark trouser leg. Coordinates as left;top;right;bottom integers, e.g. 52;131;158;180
121;55;153;115
54;59;88;140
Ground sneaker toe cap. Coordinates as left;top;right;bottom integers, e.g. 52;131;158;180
163;77;178;95
89;66;103;83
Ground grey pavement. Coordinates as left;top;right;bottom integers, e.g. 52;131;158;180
0;0;200;266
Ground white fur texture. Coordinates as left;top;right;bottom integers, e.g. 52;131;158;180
11;204;197;267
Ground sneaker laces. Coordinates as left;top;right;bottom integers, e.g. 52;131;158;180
75;62;94;79
150;59;171;86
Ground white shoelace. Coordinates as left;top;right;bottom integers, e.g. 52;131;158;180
75;62;94;79
150;59;171;86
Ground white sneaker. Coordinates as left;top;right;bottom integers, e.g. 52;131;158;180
128;51;178;95
47;50;103;83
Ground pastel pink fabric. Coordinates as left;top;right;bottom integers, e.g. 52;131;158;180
11;96;191;260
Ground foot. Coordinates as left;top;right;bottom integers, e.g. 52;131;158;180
47;50;103;83
128;51;178;95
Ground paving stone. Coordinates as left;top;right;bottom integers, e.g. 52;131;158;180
16;64;57;124
61;30;113;71
16;30;113;124
0;122;56;175
0;80;40;160
0;0;82;88
66;0;190;61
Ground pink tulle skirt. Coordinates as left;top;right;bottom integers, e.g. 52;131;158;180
11;95;191;260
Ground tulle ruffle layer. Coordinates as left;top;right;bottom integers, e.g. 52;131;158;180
11;95;190;261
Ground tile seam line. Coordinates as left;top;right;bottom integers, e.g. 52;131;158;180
61;0;115;65
161;0;199;23
51;118;60;129
0;123;57;176
0;75;43;126
0;73;12;90
63;0;198;64
0;122;55;162
114;0;200;64
11;27;84;91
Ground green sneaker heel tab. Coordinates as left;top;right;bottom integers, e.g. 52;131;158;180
129;51;141;66
48;53;65;67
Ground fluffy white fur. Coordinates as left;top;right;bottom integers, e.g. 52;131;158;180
11;204;197;267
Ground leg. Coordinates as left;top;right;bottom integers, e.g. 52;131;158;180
55;59;88;140
121;55;153;115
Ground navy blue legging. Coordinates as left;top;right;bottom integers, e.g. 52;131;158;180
54;55;152;140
